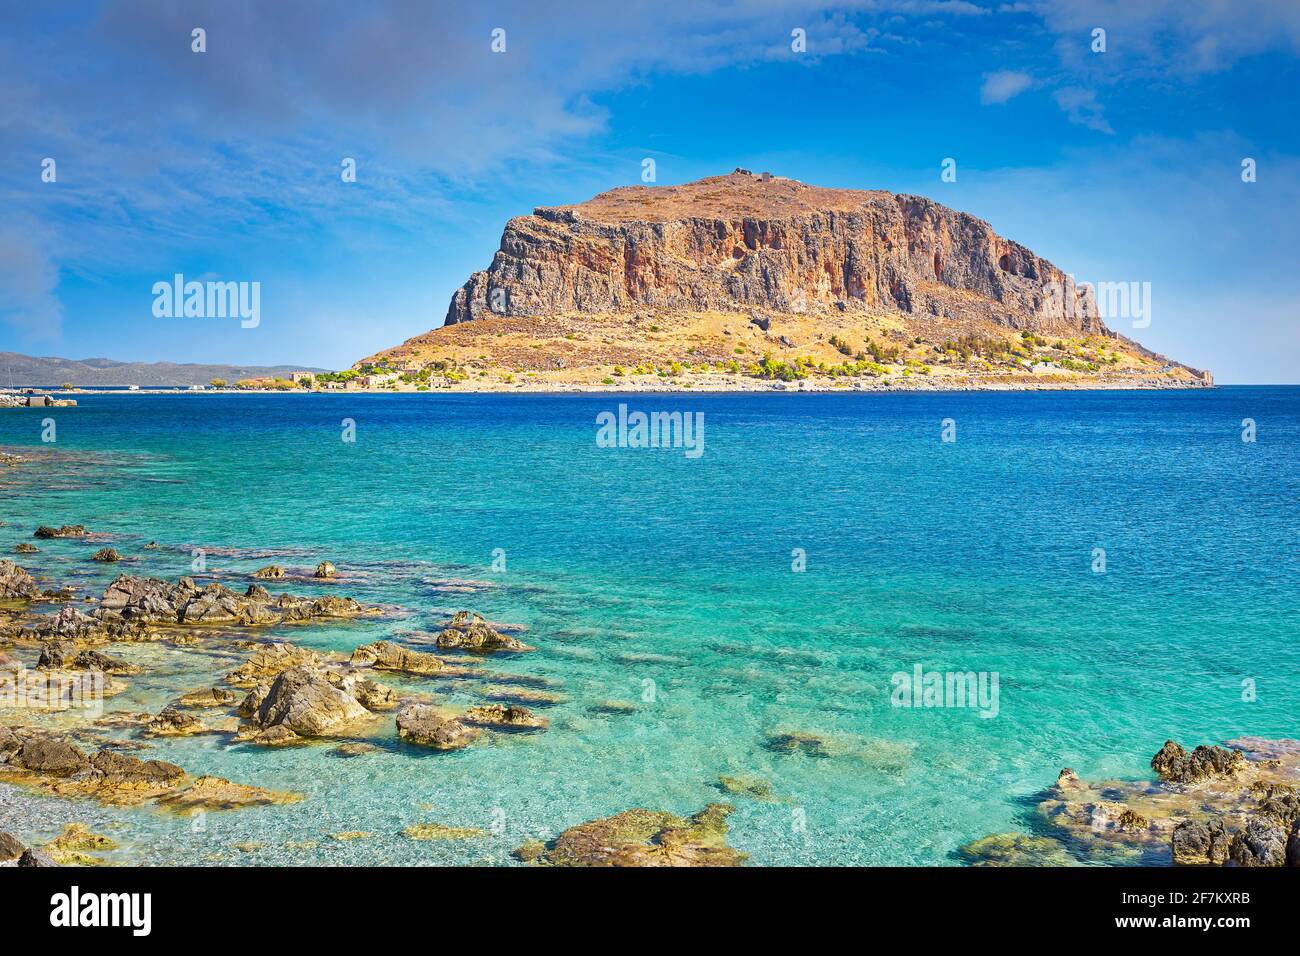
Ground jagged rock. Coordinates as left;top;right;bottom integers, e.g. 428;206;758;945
36;641;74;669
1151;740;1247;784
227;642;324;685
251;665;371;737
0;560;41;600
99;574;371;628
244;724;302;746
1228;819;1288;867
12;736;89;776
90;547;120;563
0;830;27;862
350;640;445;675
329;673;399;711
435;612;532;653
314;561;337;578
90;749;185;787
518;803;745;867
1054;768;1085;793
14;543;39;554
245;584;271;601
99;574;191;622
254;565;285;579
1171;818;1231;866
0;725;21;763
145;706;209;737
34;524;89;539
396;703;480;750
958;832;1076;867
18;848;59;867
72;650;139;674
463;703;547;730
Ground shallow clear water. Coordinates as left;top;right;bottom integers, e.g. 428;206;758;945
1;388;1297;865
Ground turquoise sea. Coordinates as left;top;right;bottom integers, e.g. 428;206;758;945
1;387;1297;865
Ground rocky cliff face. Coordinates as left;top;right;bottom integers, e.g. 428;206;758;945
444;169;1105;335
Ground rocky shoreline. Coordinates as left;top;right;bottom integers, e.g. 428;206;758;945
2;544;753;867
961;739;1300;867
4;537;1294;865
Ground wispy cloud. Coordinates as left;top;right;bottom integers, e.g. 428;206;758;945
980;70;1033;104
1053;86;1113;133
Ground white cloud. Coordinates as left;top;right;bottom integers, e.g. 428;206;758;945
980;70;1033;104
1053;86;1113;133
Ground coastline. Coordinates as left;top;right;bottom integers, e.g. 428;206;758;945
3;376;1214;398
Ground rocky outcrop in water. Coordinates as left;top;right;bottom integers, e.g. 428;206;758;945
435;611;532;653
967;738;1300;867
0;560;41;601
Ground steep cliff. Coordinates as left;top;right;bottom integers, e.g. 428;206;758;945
444;169;1103;336
357;170;1207;392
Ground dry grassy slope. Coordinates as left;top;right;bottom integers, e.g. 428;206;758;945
357;170;1209;391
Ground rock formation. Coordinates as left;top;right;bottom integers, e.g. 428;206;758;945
443;170;1101;334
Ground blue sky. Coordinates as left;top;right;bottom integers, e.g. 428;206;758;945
2;0;1298;382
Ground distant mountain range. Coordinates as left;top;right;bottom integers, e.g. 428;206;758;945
0;352;328;387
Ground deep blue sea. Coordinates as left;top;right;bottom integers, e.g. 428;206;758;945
1;387;1297;865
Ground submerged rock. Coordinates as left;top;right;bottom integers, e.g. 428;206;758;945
764;730;833;758
156;775;303;813
254;565;285;579
518;803;746;867
958;832;1077;867
44;823;118;866
717;774;774;800
14;543;39;554
403;823;488;840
